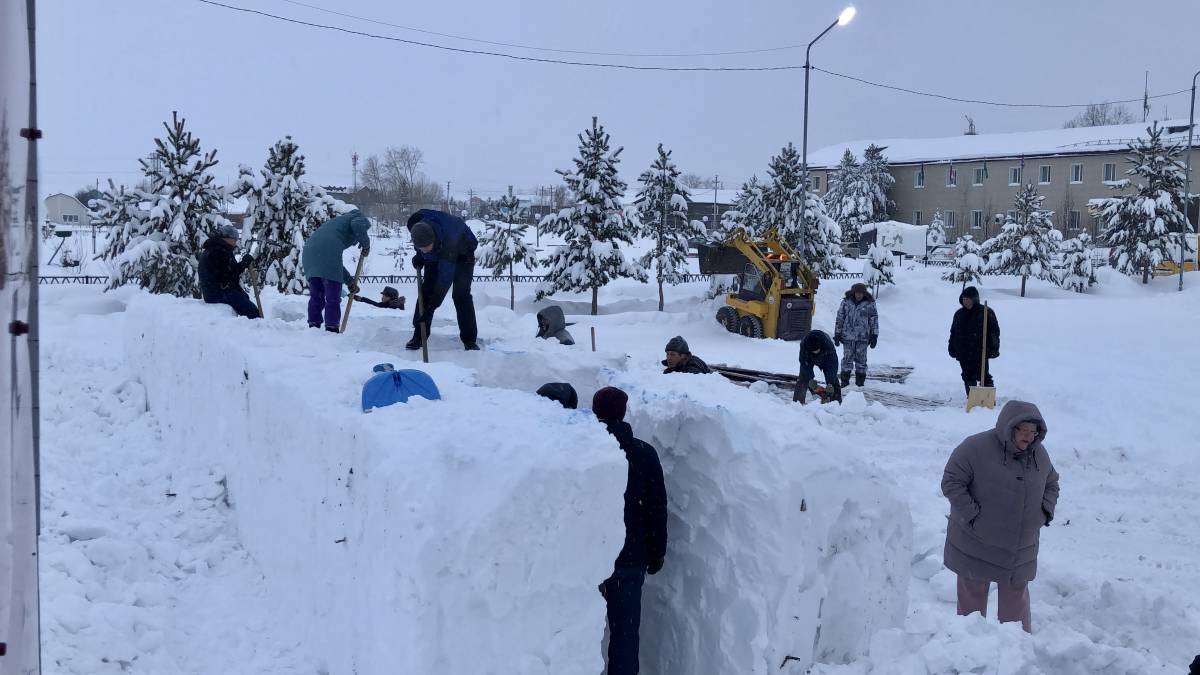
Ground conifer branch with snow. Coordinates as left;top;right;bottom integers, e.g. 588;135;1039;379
635;144;705;311
981;183;1062;297
942;234;984;287
478;190;536;310
1059;231;1098;293
862;243;895;296
765;143;842;275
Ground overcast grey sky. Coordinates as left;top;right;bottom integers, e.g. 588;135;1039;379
38;0;1200;201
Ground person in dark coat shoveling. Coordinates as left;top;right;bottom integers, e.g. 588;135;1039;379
406;209;480;351
941;400;1059;633
593;387;668;675
301;209;371;332
834;282;878;388
949;285;1000;396
353;286;405;310
661;336;710;374
793;329;843;404
197;224;260;319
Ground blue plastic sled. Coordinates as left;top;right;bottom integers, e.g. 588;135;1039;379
362;363;441;412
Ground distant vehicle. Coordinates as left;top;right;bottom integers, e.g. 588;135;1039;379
923;244;955;264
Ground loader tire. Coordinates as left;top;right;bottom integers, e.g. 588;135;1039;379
716;306;739;333
738;315;764;339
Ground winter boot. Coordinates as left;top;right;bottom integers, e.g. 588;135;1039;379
855;371;866;387
463;341;480;351
405;335;421;350
839;371;851;388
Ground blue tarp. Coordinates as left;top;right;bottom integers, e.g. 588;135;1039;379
362;364;441;411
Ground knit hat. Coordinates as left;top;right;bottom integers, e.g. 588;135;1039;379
406;211;424;228
218;224;241;241
664;335;690;354
851;282;868;295
410;221;435;249
960;286;980;305
382;286;400;299
592;386;628;422
536;382;579;410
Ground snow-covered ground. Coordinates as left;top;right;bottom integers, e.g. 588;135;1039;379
40;260;1200;674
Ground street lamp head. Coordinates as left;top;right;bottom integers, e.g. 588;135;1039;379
837;6;857;26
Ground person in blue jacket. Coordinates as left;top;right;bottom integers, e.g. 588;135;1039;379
302;209;371;332
793;329;844;404
406;209;479;350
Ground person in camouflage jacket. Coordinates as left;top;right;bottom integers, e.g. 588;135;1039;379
834;283;879;387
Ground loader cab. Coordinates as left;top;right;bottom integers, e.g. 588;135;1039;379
737;264;767;302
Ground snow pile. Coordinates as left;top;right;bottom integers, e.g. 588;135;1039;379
603;372;912;673
861;220;929;256
122;295;626;675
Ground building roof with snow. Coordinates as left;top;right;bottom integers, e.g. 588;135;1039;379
808;119;1197;168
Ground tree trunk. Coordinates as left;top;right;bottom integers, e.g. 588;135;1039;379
509;261;515;311
591;286;598;316
1143;266;1149;284
658;278;664;312
1020;275;1027;297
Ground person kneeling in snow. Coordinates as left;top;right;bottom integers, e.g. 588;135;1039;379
197;224;260;319
941;400;1059;634
535;305;575;345
834;282;878;388
535;382;578;409
406;209;480;351
592;387;668;675
353;286;405;310
793;329;842;404
662;336;711;374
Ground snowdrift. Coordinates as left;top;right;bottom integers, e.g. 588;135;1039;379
123;293;911;675
123;296;626;675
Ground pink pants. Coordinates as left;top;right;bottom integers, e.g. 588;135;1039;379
956;575;1032;633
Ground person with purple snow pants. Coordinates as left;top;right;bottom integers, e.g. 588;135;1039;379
301;209;371;332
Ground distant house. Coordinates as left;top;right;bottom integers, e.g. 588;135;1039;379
808;120;1199;243
686;188;738;232
43;193;92;229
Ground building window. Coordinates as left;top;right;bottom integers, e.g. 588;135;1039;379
946;211;957;229
62;214;80;224
1039;165;1052;184
971;210;983;229
1071;163;1084;183
973;168;986;185
915;167;925;188
947;166;957;187
1069;210;1081;230
810;175;821;191
1092;214;1104;231
1103;162;1118;182
913;210;923;226
1009;166;1022;185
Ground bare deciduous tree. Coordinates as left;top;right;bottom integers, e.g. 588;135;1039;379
1063;103;1136;129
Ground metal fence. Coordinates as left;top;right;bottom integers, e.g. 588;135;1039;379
38;275;108;285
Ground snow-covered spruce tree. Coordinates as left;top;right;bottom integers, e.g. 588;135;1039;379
824;149;872;241
231;136;350;293
1096;123;1193;284
981;183;1062;297
719;175;768;239
96;112;229;297
860;143;895;222
765;143;842;275
942;234;984;288
478;189;535;311
635;144;704;311
1059;231;1098;293
537;117;646;315
862;243;895;296
927;209;946;247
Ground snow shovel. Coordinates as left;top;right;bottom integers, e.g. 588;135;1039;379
248;267;265;318
414;264;429;363
339;251;368;334
965;300;996;412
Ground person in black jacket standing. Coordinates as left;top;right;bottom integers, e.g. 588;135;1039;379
197;225;259;319
592;386;668;675
948;286;1000;396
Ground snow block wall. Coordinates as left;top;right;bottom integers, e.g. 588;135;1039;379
606;374;913;674
123;296;626;675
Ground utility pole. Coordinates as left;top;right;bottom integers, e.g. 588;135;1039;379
445;181;451;212
712;174;720;233
351;152;359;191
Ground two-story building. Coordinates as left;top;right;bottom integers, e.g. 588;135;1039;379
808;120;1198;243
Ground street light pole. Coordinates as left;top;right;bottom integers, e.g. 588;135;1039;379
801;6;855;258
1181;69;1199;292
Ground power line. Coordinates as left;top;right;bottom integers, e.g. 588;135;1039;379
195;0;803;72
275;0;808;58
197;0;1193;110
813;67;1191;109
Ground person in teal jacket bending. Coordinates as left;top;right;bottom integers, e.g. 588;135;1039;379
302;209;371;332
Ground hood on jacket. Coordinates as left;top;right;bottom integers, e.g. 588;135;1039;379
202;236;235;252
802;329;833;355
959;285;981;307
536;382;579;409
536;305;572;337
845;284;875;303
993;399;1047;450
